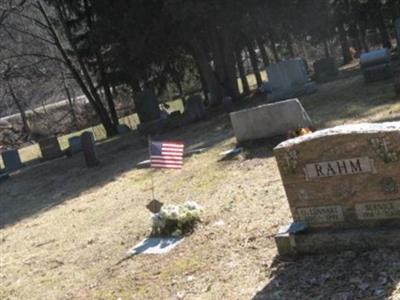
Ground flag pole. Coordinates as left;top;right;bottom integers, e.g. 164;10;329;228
148;135;155;200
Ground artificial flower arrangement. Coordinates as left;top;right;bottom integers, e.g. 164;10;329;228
151;201;203;237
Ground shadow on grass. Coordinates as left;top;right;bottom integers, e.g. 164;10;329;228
253;249;400;300
0;116;234;228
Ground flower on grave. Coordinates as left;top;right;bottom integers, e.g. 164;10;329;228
151;201;203;237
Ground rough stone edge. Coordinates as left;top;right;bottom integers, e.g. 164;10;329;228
275;121;400;149
229;98;301;117
275;223;400;256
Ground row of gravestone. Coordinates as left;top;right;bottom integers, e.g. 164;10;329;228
0;131;99;178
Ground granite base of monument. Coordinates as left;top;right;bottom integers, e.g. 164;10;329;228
275;223;400;256
0;171;10;183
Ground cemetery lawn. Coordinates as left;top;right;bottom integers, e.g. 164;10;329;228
1;73;400;300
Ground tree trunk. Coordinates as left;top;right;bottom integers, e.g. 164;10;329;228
256;37;270;67
374;0;392;49
8;83;30;134
220;30;240;99
38;2;117;137
338;24;353;64
323;39;330;58
245;38;263;88
286;34;295;58
63;82;78;130
189;38;223;106
96;53;119;127
235;46;250;95
359;24;369;53
269;32;280;62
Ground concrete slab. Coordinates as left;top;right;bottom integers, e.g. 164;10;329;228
128;237;184;255
229;98;312;143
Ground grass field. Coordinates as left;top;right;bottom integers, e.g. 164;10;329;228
1;69;400;299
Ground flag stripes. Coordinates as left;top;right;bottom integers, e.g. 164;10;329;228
150;140;184;169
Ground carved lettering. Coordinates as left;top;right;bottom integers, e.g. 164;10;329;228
296;205;344;223
356;200;400;220
305;157;374;179
350;159;362;173
336;161;348;175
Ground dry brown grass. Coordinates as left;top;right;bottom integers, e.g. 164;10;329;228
1;73;400;300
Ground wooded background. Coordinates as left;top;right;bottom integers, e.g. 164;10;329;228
1;0;399;139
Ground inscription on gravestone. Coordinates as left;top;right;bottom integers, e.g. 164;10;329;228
304;157;375;179
274;122;400;228
356;200;400;220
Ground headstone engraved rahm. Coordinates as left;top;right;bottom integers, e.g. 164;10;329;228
273;122;400;255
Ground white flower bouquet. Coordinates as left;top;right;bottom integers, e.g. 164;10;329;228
151;201;203;237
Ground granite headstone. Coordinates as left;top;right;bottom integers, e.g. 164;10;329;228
230;98;312;143
274;122;400;229
39;136;63;160
81;131;99;167
1;149;22;172
135;89;161;124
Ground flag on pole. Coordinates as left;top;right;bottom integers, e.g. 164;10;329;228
150;140;184;169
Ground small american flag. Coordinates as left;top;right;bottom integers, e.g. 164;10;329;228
150;140;184;169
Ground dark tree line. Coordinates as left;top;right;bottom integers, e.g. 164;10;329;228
1;0;399;137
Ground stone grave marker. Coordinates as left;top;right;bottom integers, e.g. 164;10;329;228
135;89;161;124
1;149;22;172
273;122;400;255
68;136;82;155
360;48;392;82
184;95;206;122
81;131;99;167
39;136;63;160
230;98;312;143
266;58;316;100
313;57;338;83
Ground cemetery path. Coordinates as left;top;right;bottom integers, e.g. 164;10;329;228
1;73;400;299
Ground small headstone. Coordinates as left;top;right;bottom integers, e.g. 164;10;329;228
68;136;82;155
360;48;392;82
266;58;315;99
39;136;63;160
313;57;338;83
184;95;206;122
222;96;233;113
1;149;22;172
135;89;161;123
230;98;312;143
80;131;99;167
117;124;131;135
273;122;400;254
